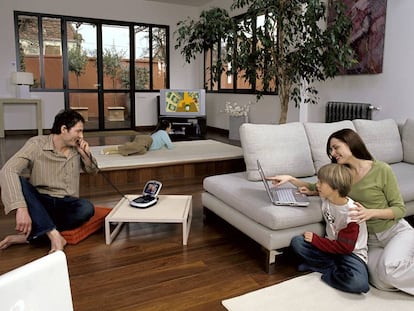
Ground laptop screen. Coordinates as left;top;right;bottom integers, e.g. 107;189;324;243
257;160;276;201
257;159;309;206
0;251;74;311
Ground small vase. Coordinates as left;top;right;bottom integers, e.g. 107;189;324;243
229;115;248;140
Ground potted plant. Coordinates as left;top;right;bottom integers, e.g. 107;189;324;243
175;1;355;124
223;101;251;140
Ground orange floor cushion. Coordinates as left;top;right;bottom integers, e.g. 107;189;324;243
61;206;112;245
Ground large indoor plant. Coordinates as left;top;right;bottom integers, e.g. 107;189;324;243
175;0;355;124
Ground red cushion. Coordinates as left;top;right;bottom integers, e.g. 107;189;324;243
61;206;111;245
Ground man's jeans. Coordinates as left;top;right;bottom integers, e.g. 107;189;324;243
291;235;369;294
19;176;94;241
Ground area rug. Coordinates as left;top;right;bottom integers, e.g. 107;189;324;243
89;139;243;170
222;273;413;311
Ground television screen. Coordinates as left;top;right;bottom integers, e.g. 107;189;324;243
159;89;206;117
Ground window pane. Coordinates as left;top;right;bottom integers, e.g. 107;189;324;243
135;26;150;90
236;18;253;90
42;17;63;89
205;45;219;91
152;27;167;90
68;22;97;89
220;39;233;90
104;92;131;129
18;15;41;88
69;92;98;130
205;49;212;90
256;14;277;93
15;10;170;107
236;70;252;89
102;25;130;90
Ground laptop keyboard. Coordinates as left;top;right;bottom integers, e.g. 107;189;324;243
277;188;296;202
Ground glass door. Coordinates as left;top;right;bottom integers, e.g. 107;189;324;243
101;24;131;130
66;21;133;130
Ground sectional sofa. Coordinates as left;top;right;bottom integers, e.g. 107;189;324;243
202;118;414;272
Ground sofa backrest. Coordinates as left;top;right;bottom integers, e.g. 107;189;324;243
402;118;414;164
303;120;355;172
239;122;315;181
353;119;403;163
239;119;406;181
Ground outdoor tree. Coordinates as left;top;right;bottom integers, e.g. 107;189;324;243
68;46;88;87
102;45;124;105
120;65;150;90
175;0;355;124
68;23;89;106
134;26;167;88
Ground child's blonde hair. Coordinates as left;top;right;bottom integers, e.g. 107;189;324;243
317;163;353;197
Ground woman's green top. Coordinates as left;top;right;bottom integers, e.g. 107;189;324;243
309;160;406;234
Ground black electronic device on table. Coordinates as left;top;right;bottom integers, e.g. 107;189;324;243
129;180;162;209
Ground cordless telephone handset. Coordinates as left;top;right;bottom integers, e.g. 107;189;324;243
129;180;162;209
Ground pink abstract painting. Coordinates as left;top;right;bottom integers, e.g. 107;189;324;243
328;0;387;74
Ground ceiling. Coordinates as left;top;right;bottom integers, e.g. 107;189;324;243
145;0;213;7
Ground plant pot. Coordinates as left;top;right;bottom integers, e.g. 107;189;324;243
229;115;247;140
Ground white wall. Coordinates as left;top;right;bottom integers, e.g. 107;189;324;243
0;0;202;129
204;0;414;127
1;0;413;131
309;0;414;124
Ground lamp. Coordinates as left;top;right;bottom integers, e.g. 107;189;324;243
11;72;34;98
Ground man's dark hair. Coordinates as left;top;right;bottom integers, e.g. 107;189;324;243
51;109;85;134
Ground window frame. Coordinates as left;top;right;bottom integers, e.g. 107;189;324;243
204;11;277;96
14;11;170;93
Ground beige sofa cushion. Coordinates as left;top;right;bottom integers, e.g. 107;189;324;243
402;118;414;164
353;119;403;163
304;120;355;172
239;122;315;181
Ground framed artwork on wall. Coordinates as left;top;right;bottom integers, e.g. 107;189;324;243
328;0;387;74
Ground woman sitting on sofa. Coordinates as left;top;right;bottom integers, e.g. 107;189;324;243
269;128;414;295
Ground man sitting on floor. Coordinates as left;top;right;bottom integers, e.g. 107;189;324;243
0;109;98;253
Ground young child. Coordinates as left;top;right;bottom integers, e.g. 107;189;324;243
149;119;173;151
102;119;173;156
290;163;369;294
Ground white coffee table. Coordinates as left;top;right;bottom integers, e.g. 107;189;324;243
105;194;192;245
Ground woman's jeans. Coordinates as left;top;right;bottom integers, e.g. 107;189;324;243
19;176;94;241
290;235;369;294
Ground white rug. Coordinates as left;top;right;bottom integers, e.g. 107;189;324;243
222;273;413;311
90;139;243;170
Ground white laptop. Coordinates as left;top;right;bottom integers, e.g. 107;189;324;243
257;160;309;207
0;251;74;311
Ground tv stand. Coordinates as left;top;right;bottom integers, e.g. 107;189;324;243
159;116;206;141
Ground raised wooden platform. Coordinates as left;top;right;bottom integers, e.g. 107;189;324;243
80;139;245;197
80;157;245;198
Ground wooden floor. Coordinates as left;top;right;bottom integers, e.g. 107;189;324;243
0;130;303;311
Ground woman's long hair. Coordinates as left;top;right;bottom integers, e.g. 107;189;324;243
326;128;374;163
